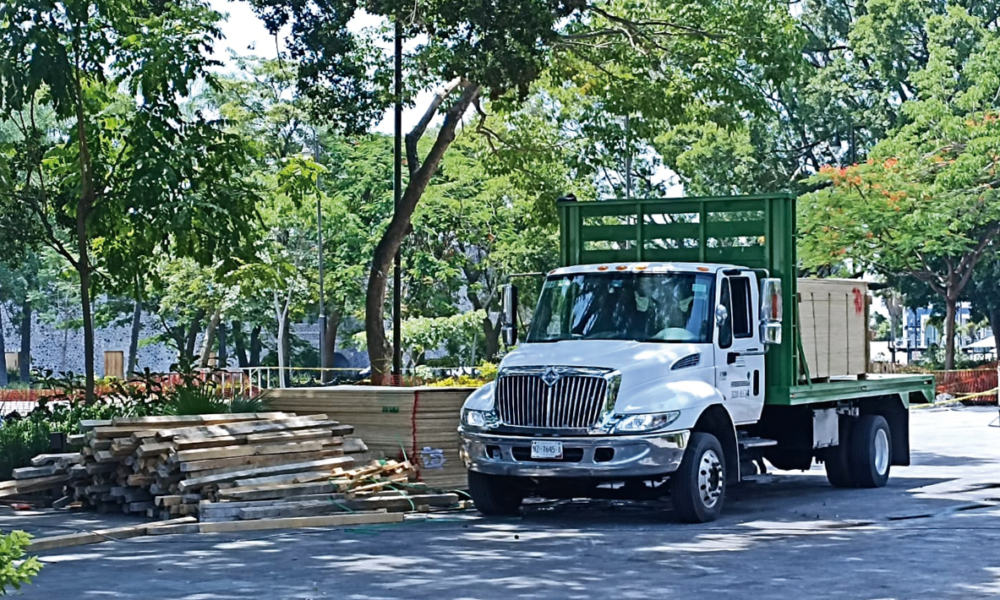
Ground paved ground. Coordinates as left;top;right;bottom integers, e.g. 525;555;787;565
4;406;1000;600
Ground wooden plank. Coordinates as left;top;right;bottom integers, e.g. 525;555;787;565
198;511;403;533
12;465;61;480
232;470;336;488
79;419;113;432
93;426;158;439
174;441;326;463
217;480;350;501
156;416;336;441
178;449;345;475
244;428;336;444
238;493;457;520
30;453;81;467
137;442;175;457
27;518;197;552
178;456;354;491
112;413;291;426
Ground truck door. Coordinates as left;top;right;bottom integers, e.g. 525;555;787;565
715;274;766;424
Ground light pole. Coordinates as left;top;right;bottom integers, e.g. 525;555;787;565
392;15;403;382
303;130;326;384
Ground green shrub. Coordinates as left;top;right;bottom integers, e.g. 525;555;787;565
0;420;51;481
0;531;41;596
162;383;270;416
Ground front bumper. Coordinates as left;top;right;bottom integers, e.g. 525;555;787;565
460;429;690;478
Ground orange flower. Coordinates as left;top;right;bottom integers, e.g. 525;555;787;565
884;158;898;169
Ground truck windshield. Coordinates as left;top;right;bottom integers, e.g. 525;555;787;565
526;271;715;344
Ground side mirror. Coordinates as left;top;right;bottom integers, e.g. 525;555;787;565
760;278;783;345
502;284;519;346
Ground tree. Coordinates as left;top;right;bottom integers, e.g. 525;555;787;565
965;249;1000;357
245;0;801;382
800;7;1000;368
655;0;1000;196
0;0;261;400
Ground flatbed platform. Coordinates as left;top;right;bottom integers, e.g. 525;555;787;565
769;373;936;407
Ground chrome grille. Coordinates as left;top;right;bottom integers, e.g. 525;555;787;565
495;373;609;429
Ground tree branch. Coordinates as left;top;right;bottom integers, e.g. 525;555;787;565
405;77;463;175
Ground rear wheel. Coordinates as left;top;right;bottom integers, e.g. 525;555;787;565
824;418;854;488
670;432;726;523
468;471;525;516
850;415;891;488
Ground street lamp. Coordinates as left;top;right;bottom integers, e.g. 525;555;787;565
302;132;327;384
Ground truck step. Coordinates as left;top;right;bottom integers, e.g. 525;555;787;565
738;437;778;449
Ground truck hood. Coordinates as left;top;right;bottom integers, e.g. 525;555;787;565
500;340;713;403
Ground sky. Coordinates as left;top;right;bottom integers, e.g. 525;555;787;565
208;0;432;135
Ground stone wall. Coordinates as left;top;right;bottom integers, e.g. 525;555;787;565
1;305;368;378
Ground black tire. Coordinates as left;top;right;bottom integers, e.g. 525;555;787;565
850;415;891;488
670;432;726;523
468;470;524;516
824;418;854;488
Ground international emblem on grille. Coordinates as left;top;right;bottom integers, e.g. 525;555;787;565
541;368;561;387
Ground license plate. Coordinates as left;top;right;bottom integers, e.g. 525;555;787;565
531;440;563;459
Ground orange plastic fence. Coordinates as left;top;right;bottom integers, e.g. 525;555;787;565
934;366;998;404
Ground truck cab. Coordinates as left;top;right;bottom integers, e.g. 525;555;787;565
459;194;934;523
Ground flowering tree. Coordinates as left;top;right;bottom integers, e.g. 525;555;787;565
799;12;1000;368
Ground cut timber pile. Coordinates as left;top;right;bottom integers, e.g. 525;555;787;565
268;386;472;490
0;412;376;519
198;458;459;524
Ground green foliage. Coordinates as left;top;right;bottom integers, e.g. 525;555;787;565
0;419;51;481
427;362;499;388
352;311;487;367
0;531;41;596
799;9;1000;368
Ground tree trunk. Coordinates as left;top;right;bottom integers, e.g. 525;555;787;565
217;322;228;369
0;304;8;388
274;291;290;388
944;295;958;370
281;313;292;388
183;310;206;363
250;325;262;367
365;83;481;383
199;312;221;368
127;299;141;377
989;308;1000;361
19;298;31;384
232;321;249;368
322;305;342;384
481;316;500;362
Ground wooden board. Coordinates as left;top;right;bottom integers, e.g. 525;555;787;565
797;278;869;380
197;511;403;533
268;387;472;490
27;518;197;552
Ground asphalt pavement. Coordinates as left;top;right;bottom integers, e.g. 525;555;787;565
4;405;1000;600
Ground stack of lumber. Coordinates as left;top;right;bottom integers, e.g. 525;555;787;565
268;386;473;490
197;458;459;523
0;412;372;518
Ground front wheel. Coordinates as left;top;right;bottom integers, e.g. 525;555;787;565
670;432;726;523
468;471;525;516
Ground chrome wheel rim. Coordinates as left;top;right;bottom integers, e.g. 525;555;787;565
698;449;724;508
874;428;890;475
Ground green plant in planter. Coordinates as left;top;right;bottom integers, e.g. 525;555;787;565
0;531;41;596
0;420;52;480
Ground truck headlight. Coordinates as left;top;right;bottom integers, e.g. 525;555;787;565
461;408;496;429
614;411;681;433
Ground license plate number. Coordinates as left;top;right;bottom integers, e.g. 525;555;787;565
531;440;563;459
